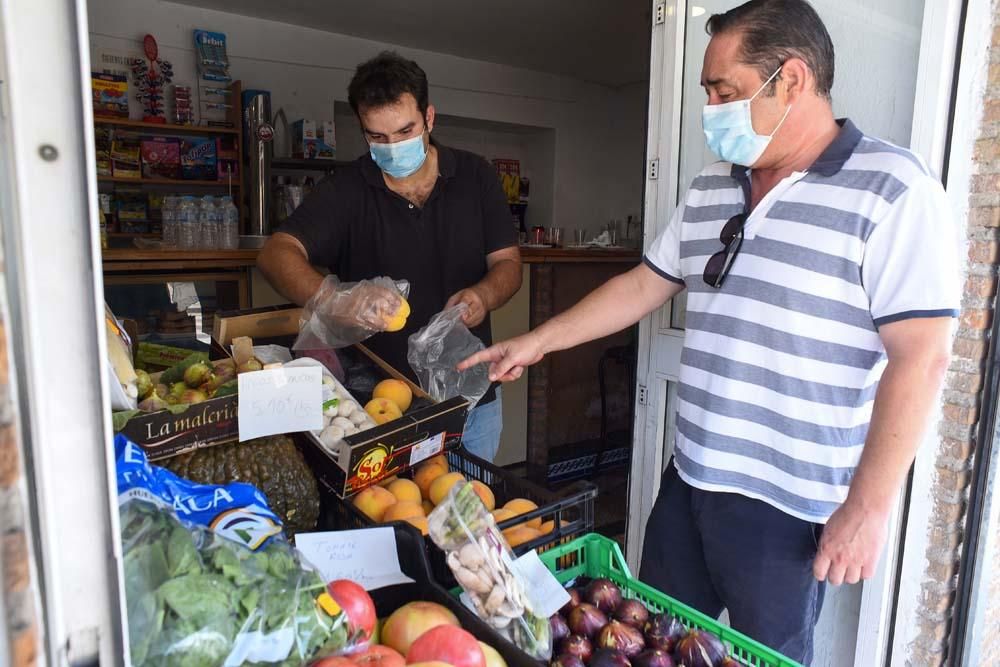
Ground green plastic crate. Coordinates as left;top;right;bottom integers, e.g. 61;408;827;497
537;534;803;667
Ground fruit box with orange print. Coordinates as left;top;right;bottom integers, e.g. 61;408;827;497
213;306;471;498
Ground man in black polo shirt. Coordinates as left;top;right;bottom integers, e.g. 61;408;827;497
258;52;522;462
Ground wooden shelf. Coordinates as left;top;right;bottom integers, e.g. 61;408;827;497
98;175;240;187
94;118;240;135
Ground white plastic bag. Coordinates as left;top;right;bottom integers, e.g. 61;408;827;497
407;305;492;408
294;276;410;350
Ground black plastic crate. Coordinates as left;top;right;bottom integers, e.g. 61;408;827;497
321;446;597;587
357;522;542;667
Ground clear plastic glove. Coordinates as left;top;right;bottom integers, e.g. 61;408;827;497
407;304;492;408
293;275;410;350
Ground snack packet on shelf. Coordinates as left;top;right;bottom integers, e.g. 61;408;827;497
427;481;553;661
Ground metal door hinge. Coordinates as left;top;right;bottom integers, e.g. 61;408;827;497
638;385;648;405
654;3;666;26
648;159;659;180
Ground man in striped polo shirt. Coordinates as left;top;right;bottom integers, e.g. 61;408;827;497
459;0;959;661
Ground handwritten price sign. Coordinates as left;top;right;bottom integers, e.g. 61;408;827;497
295;527;415;591
237;366;323;441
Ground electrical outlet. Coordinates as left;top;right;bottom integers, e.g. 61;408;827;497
638;385;648;405
655;3;666;25
648;159;659;180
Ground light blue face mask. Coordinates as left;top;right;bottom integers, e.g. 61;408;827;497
369;130;428;178
702;66;791;166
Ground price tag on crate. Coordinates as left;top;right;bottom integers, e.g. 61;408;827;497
296;527;415;591
512;549;571;618
238;366;323;441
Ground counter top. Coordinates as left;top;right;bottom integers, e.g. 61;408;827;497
101;245;641;271
519;246;641;264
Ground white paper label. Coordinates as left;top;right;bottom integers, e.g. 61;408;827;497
409;431;445;466
238;367;323;441
512;550;571;618
295;527;415;591
224;626;295;666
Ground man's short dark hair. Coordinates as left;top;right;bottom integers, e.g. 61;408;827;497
348;51;430;117
707;0;835;99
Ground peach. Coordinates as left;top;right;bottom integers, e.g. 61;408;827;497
429;472;466;506
387;478;422;504
383;298;411;333
502;525;543;548
404;515;429;535
539;520;556;535
373;379;414;413
414;464;447;499
383;500;425;523
470;480;496;511
422;500;435;515
352;485;397;522
365;398;404;425
503;498;541;529
491;508;516;525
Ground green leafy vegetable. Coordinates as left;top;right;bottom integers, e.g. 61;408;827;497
121;500;351;666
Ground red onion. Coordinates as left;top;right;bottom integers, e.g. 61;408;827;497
561;635;593;663
561;588;583;616
551;655;586;667
614;599;650;629
644;614;686;653
674;630;727;667
590;649;632;667
631;649;677;667
551;614;571;645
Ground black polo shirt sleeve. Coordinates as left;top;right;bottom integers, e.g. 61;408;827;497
277;174;354;271
477;158;518;255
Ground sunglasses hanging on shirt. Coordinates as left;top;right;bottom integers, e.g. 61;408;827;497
703;213;747;288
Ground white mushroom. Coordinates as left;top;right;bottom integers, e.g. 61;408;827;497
337;400;356;418
323;400;340;418
331;417;355;432
344;424;359;436
349;410;369;426
322;375;336;388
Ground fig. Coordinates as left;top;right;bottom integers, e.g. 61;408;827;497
154;383;169;399
137;394;168;412
568;603;607;639
169;381;187;399
597;620;645;658
135;369;154;400
644;614;686;653
551;655;586;667
674;630;727;667
719;659;743;667
561;635;593;663
561;588;583;615
590;648;631;667
586;578;623;614
614;599;650;629
179;388;208;405
631;650;676;667
212;358;237;379
183;361;212;388
551;614;571;645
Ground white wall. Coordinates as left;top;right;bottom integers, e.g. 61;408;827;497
87;0;646;233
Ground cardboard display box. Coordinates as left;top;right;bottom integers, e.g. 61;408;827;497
213;306;471;498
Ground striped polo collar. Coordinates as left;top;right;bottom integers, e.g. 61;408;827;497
730;118;864;182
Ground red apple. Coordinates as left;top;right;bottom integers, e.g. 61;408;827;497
407;663;453;667
328;579;377;643
313;658;360;667
407;625;485;667
354;645;406;667
381;601;460;656
479;642;507;667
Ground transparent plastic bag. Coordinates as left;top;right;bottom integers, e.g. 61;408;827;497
407;305;492;408
294;275;410;350
427;481;553;661
116;435;365;666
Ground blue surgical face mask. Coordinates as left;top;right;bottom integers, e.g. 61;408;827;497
369;129;428;178
702;66;791;166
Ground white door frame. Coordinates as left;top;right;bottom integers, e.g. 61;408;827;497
627;1;968;664
0;0;125;663
626;0;687;568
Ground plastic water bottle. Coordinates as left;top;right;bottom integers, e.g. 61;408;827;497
177;196;199;249
219;196;239;250
161;196;178;246
199;196;219;250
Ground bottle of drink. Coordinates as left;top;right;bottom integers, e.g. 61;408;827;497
161;195;177;247
219;196;240;250
198;195;218;250
177;196;198;249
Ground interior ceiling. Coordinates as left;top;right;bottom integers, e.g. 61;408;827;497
176;0;652;88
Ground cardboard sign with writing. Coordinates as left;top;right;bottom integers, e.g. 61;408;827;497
237;367;323;441
295;527;414;591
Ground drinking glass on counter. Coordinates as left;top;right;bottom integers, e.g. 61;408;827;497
607;219;621;247
548;227;564;247
573;229;587;246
